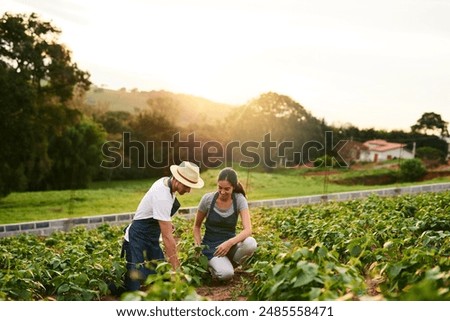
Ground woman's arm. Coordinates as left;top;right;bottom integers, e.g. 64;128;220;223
193;210;207;246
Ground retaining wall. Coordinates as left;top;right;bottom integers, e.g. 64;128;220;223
1;182;449;238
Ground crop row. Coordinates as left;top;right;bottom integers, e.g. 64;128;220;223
246;192;449;300
0;191;449;300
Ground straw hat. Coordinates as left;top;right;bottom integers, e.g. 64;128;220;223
170;161;204;188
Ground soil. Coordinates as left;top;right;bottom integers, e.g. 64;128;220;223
195;270;250;301
332;173;398;186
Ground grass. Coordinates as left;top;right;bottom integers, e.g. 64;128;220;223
1;165;449;224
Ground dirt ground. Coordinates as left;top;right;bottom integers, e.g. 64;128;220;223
195;270;250;301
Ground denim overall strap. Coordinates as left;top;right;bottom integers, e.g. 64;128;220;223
202;192;239;260
207;192;238;217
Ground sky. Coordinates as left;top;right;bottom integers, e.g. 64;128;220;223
2;0;450;131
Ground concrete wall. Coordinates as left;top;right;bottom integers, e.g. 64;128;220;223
1;182;449;238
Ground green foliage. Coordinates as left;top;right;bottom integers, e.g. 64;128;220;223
47;118;107;189
248;245;366;300
121;262;205;301
225;92;326;166
415;146;446;167
399;158;427;182
0;63;37;196
94;111;131;135
0;12;94;195
0;12;90;102
1;192;449;301
0;217;210;301
0;225;125;300
248;192;450;300
313;155;342;168
173;215;211;287
411;112;449;137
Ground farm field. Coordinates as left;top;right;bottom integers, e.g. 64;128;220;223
0;191;448;301
1;164;450;224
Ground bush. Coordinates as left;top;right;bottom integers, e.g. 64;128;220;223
415;146;446;168
398;158;427;182
313;155;347;168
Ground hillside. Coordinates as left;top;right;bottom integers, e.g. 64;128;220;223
85;87;236;127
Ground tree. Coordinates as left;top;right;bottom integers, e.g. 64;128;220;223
411;112;449;137
127;110;177;175
0;12;90;102
0;12;93;195
415;146;446;168
226;92;325;168
0;64;35;196
95;111;131;136
47;118;106;189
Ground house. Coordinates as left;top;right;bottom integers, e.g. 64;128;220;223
360;139;415;162
338;140;369;165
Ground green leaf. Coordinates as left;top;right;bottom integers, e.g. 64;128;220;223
309;287;322;300
269;280;285;296
349;244;362;257
386;263;404;279
57;283;70;294
199;255;209;269
293;262;318;287
294;273;314;287
272;263;284;276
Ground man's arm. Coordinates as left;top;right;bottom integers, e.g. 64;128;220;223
158;220;180;269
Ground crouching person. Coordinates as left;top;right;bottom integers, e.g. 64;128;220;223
193;167;257;281
122;161;204;291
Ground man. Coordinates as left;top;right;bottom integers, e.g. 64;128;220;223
121;161;204;291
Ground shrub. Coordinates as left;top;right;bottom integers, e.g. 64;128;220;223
313;155;347;168
415;146;446;168
398;158;427;182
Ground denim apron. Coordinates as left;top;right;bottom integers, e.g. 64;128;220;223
122;179;180;291
202;192;238;260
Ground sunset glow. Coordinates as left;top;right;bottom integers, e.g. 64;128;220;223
2;0;450;130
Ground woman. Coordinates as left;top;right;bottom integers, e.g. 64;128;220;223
193;167;257;281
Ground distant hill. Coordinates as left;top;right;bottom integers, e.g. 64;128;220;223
85;87;236;127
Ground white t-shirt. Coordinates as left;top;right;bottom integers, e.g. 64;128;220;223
124;177;174;241
133;177;175;221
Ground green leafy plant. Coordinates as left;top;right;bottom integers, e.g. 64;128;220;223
398;158;427;182
121;262;205;301
1;192;448;301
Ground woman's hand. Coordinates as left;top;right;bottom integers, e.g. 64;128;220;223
214;240;233;257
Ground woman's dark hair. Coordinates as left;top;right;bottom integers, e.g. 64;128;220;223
217;167;246;197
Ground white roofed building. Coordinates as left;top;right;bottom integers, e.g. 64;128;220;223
360;139;415;162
